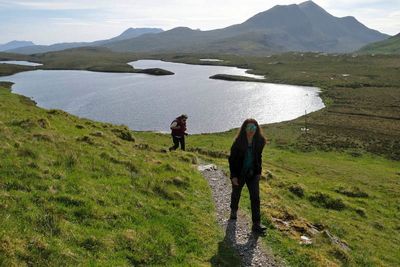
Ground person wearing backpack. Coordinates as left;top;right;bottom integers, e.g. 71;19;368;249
169;114;188;151
228;118;267;234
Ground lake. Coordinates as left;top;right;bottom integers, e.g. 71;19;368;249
0;60;43;66
1;60;324;133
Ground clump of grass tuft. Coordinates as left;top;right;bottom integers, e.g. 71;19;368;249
178;154;198;164
372;222;385;230
354;207;367;217
335;186;369;198
80;236;104;252
160;163;177;172
187;147;228;158
172;190;185;200
288;184;305;197
37;118;50;129
166;176;190;188
47;109;68;116
76;135;95;145
52;171;66;180
308;192;346;210
152;185;183;200
53;195;85;207
25;236;53;265
134;143;150;150
100;151;138;173
4;180;32;192
112;127;135;142
329;245;351;265
65;153;78;169
27;161;39;169
35;213;61;236
73;206;96;222
90;131;104;137
32;133;54;142
10;118;37;129
17;147;37;159
119;229;138;251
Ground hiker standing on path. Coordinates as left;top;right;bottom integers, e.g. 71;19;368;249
229;118;267;234
169;114;188;151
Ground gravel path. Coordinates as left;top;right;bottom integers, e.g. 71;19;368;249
198;164;281;267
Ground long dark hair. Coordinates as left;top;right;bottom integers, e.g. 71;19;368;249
233;118;266;151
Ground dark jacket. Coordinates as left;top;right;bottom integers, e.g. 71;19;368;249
228;140;264;180
171;118;187;137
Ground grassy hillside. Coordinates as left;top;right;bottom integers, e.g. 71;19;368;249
0;82;239;266
358;34;400;54
1;50;399;266
136;127;400;266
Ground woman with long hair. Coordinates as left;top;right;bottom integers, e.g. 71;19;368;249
228;118;267;234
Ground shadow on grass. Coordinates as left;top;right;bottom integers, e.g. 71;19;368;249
210;219;260;267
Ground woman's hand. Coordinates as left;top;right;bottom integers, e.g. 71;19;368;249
231;177;239;186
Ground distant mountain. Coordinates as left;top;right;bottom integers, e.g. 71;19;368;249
7;42;88;55
358;33;400;54
105;28;163;43
0;40;35;51
6;28;164;54
6;1;389;55
103;1;389;54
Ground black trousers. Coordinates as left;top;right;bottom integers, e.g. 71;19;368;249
169;135;185;151
230;175;260;223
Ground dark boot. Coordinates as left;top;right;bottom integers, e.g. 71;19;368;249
229;210;237;220
252;222;267;234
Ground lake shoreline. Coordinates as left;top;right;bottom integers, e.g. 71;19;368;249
2;60;324;134
1;50;398;159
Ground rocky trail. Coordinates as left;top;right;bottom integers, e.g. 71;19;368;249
198;164;281;267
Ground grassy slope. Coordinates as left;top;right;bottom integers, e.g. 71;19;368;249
137;129;400;266
358;35;400;55
134;53;400;266
1;50;400;266
0;82;239;266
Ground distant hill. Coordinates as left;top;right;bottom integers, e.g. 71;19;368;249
103;1;389;54
358;33;400;54
6;1;389;55
6;28;163;54
104;28;163;43
0;41;35;51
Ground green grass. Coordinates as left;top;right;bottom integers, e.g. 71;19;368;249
136;129;400;266
1;50;400;266
358;35;400;55
0;82;240;266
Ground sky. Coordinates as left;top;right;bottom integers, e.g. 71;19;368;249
0;0;399;45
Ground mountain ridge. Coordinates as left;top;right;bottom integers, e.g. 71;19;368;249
6;1;390;55
6;28;164;54
0;41;35;52
102;1;389;54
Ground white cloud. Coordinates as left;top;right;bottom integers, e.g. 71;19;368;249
0;0;399;44
0;0;96;10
